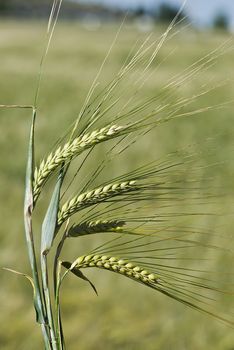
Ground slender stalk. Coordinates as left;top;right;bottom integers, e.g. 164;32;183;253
24;214;51;349
54;229;68;349
41;253;58;349
55;261;65;350
24;108;52;349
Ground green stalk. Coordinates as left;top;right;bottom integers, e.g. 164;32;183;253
24;108;52;349
41;253;58;349
54;231;68;349
55;261;65;350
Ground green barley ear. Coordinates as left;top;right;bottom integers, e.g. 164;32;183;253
67;220;126;237
62;255;159;288
62;250;234;327
57;180;138;226
33;125;127;203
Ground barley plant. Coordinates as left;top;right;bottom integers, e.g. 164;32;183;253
1;1;234;349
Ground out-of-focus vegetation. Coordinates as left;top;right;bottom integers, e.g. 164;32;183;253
0;0;124;19
0;20;234;350
154;3;186;23
0;0;231;32
213;12;230;31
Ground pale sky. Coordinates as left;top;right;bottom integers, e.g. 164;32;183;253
78;0;234;28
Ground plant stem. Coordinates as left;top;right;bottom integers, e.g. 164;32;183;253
55;262;65;350
24;108;52;348
41;253;58;349
54;231;68;349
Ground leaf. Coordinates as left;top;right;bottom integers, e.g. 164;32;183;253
23;109;45;324
24;110;35;213
41;171;63;255
3;267;40;321
62;261;98;296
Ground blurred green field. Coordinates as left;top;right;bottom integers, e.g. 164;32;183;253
1;20;234;350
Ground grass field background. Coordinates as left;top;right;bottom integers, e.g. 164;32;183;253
1;20;234;349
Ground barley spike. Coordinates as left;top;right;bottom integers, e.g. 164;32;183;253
33;124;125;203
68;220;126;237
58;180;137;226
62;254;159;288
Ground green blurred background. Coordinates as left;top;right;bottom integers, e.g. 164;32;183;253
1;2;234;349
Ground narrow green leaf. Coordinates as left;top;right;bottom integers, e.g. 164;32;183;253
24;111;35;213
62;261;98;296
3;267;35;287
3;267;40;321
41;171;63;255
24;109;45;325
